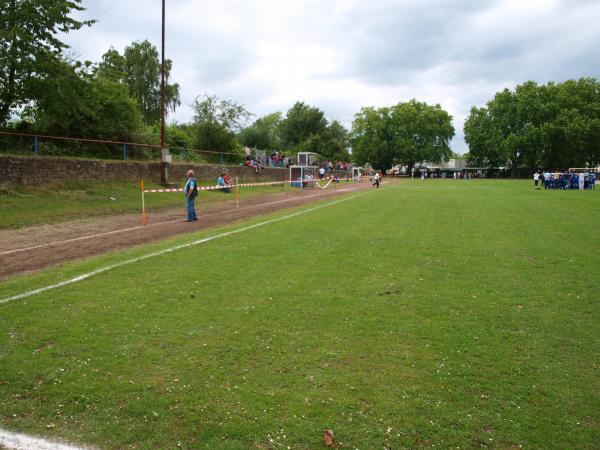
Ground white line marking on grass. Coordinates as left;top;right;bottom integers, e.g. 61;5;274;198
0;428;88;450
0;187;364;256
0;196;357;305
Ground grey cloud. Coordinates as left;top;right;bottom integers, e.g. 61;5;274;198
330;1;501;83
329;0;599;87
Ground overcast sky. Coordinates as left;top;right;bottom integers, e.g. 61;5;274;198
64;0;600;154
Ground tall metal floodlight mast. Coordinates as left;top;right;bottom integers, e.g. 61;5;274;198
160;0;169;184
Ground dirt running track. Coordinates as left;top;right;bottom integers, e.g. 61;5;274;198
0;182;381;281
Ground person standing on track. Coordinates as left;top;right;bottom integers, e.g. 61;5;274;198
184;169;198;222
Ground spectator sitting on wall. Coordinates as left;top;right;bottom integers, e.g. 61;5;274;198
252;159;264;174
217;173;231;193
245;156;263;174
224;173;233;187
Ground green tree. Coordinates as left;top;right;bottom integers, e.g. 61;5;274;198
351;106;398;170
464;106;504;168
351;106;394;169
192;94;252;161
96;47;126;82
279;102;328;149
278;102;350;160
98;41;180;125
238;112;282;150
319;120;350;161
24;58;142;156
351;100;454;171
464;78;600;174
0;0;93;124
466;86;537;175
391;100;454;168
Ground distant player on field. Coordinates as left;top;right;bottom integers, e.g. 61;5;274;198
373;172;381;188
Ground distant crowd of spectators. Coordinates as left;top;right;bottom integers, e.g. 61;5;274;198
267;151;291;168
534;170;596;190
331;161;354;171
242;148;355;175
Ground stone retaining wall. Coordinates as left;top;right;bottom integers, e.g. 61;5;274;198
0;156;286;185
0;155;350;185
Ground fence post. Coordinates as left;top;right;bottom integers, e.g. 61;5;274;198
220;153;224;164
141;179;147;225
123;143;127;160
34;135;39;158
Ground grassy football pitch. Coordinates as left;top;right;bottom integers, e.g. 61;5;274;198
0;180;599;449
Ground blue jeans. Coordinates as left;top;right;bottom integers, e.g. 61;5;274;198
186;196;197;221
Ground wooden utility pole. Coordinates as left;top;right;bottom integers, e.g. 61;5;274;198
160;0;169;184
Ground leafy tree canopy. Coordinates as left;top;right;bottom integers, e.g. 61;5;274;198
465;78;600;173
191;94;252;158
24;58;141;142
238;112;282;150
316;119;351;161
279;101;328;149
98;40;181;125
0;0;94;124
276;102;350;160
351;100;455;170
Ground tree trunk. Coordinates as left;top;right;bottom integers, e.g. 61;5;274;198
0;0;18;125
0;99;12;126
0;62;16;126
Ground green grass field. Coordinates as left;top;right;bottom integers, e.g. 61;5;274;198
0;180;286;230
0;180;599;449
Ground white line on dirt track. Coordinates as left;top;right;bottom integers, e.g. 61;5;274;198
0;186;364;256
0;220;181;256
0;428;88;450
0;195;358;305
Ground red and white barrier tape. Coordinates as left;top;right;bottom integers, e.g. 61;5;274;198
144;180;285;193
143;176;373;193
